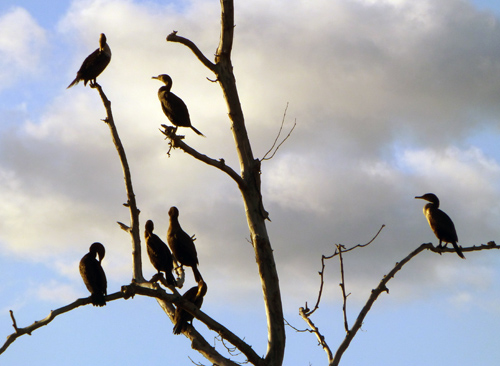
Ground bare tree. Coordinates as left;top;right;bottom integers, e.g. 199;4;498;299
1;1;499;366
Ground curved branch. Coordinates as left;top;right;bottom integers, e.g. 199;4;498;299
166;31;217;72
92;83;144;282
330;242;500;366
0;291;126;355
160;125;245;188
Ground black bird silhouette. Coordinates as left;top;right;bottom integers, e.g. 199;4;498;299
173;279;208;334
145;220;176;286
79;242;107;306
152;74;204;136
415;193;465;259
68;33;111;88
167;206;203;282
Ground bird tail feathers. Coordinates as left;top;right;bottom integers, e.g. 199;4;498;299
67;77;80;89
191;126;205;137
452;242;466;259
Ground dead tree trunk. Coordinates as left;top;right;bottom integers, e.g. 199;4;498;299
166;0;285;365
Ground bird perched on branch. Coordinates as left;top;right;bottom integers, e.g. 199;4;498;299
67;33;111;88
145;220;176;286
152;74;204;136
167;206;203;282
80;242;108;306
173;279;208;334
415;193;465;259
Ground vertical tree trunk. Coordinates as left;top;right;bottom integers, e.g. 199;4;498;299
215;1;286;364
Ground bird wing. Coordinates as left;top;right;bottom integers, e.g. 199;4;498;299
161;92;191;127
79;254;107;295
427;208;458;243
146;234;174;272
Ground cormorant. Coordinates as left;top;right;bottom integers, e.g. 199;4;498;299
152;74;204;136
79;242;107;306
415;193;465;259
67;33;111;88
145;220;176;286
173;279;208;334
167;206;203;282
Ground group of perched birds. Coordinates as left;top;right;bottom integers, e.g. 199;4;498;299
74;34;466;334
79;206;207;335
67;33;204;136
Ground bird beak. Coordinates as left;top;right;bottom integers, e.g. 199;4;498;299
415;196;424;200
152;76;159;80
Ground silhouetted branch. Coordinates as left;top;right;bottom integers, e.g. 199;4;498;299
304;225;385;317
122;282;264;366
166;31;217;72
92;82;144;282
262;103;297;161
302;240;500;366
299;307;334;364
0;292;127;355
160;125;245;188
337;245;350;333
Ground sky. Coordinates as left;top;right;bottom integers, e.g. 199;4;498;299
1;0;500;365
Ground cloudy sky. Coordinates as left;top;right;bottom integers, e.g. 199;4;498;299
1;0;500;365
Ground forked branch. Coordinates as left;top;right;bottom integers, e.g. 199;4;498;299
304;225;385;317
301;239;500;366
262;103;297;161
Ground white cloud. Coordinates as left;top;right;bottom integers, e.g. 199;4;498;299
36;280;81;304
0;0;500;309
0;7;47;88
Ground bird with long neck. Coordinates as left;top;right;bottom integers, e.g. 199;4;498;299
79;242;108;306
144;219;176;286
152;74;204;136
167;206;203;282
68;33;111;88
173;279;208;335
415;193;465;259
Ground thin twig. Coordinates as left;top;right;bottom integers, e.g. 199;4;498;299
9;311;18;333
262;103;297;161
284;318;310;333
337;245;350;333
325;225;386;260
304;225;385;317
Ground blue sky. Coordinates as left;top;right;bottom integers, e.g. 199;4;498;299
1;0;500;365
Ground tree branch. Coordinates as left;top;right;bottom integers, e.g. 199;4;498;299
92;83;144;282
166;31;217;72
304;225;385;317
122;282;264;366
298;307;334;364
0;292;126;355
337;245;350;333
160;125;245;188
330;242;500;366
261;103;297;161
